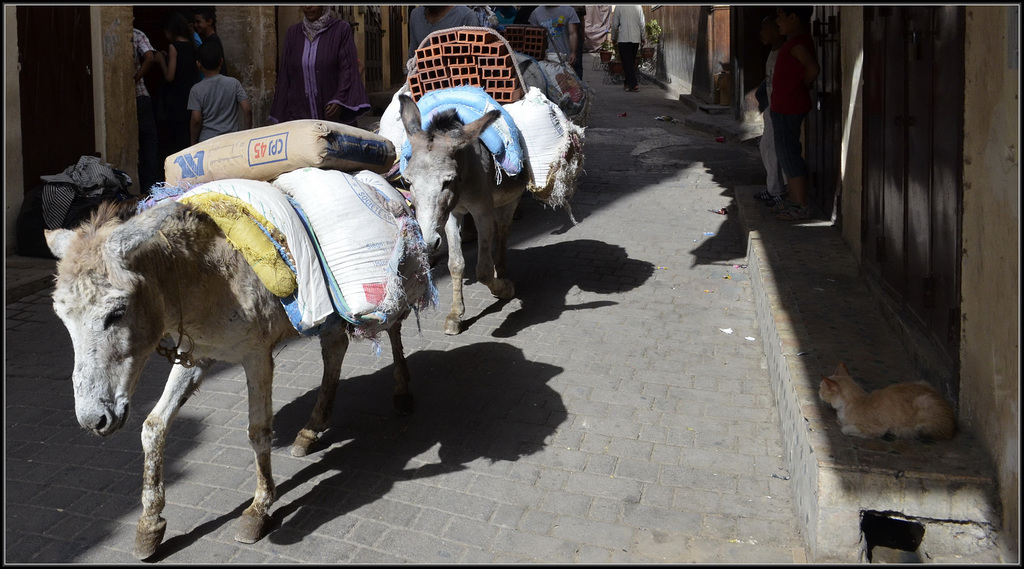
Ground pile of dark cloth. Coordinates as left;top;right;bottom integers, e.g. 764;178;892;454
16;155;133;258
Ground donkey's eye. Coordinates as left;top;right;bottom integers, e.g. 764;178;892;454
103;306;126;329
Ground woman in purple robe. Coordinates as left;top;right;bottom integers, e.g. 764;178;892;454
269;6;370;126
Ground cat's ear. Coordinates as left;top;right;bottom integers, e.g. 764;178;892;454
835;362;850;376
821;376;835;388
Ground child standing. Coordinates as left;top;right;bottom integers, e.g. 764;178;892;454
187;40;252;145
757;15;787;207
770;6;820;220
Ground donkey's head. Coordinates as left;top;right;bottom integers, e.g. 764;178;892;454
399;94;500;255
45;202;179;436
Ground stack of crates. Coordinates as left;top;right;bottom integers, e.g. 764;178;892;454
408;27;525;104
498;25;548;60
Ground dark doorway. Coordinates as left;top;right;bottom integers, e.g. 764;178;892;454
389;6;407;89
363;6;384;93
132;5;202;168
17;6;96;192
805;6;842;222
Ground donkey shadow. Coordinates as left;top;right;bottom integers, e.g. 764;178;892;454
462;239;656;337
152;342;564;557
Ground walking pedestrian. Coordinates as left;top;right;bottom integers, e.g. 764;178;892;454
611;5;644;92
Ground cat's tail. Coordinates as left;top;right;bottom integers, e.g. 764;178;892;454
915;394;957;440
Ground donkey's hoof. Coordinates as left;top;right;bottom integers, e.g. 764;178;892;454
235;511;269;544
290;429;319;457
444;314;462;335
491;279;515;299
133;517;166;559
393;393;415;415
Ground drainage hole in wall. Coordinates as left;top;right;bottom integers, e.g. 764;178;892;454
861;510;925;563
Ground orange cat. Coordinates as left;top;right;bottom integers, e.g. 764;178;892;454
818;362;956;440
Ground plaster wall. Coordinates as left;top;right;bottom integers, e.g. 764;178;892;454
92;6;135;189
5;6;24;254
218;6;277;129
960;6;1019;561
838;7;864;258
649;5;700;100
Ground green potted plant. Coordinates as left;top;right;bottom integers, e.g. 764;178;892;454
641;19;661;59
645;19;662;45
599;38;615;63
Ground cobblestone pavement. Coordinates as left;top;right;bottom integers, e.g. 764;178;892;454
5;54;809;563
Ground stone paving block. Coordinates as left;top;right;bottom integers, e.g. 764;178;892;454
582;452;618;476
348;546;406;563
614;456;662;483
518;508;557;534
491;527;580;562
376;528;467;562
551;514;635;551
467;474;547;507
539;491;593;517
565;471;643;503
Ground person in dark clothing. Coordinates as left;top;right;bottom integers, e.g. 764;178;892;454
132;26;161;193
193;8;229;77
513;5;537;24
155;11;199;157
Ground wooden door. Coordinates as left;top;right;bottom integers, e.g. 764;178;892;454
17;6;96;191
389;6;407;87
362;6;383;93
861;6;964;390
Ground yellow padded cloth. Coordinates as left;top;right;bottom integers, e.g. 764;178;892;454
180;192;297;297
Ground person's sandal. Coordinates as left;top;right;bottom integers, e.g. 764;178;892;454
769;199;794;214
775;204;812;220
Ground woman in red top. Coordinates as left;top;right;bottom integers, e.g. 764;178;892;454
769;6;820;220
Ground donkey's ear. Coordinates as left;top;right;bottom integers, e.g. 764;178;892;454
44;228;75;259
460;109;501;145
398;94;423;137
104;202;181;260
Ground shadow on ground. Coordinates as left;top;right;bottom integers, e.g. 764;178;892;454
149;342;564;559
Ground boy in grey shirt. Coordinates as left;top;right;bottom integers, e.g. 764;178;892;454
188;40;252;144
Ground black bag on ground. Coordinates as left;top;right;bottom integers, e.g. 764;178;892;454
15;184;57;259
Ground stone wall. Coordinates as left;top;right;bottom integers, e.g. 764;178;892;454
960;5;1020;561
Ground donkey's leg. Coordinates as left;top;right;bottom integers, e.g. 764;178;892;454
134;361;209;560
387;313;414;414
291;325;350;457
474;209;515;299
492;199;520;281
444;213;467;335
235;351;276;544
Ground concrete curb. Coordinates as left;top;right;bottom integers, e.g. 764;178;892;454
735;186;1003;562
